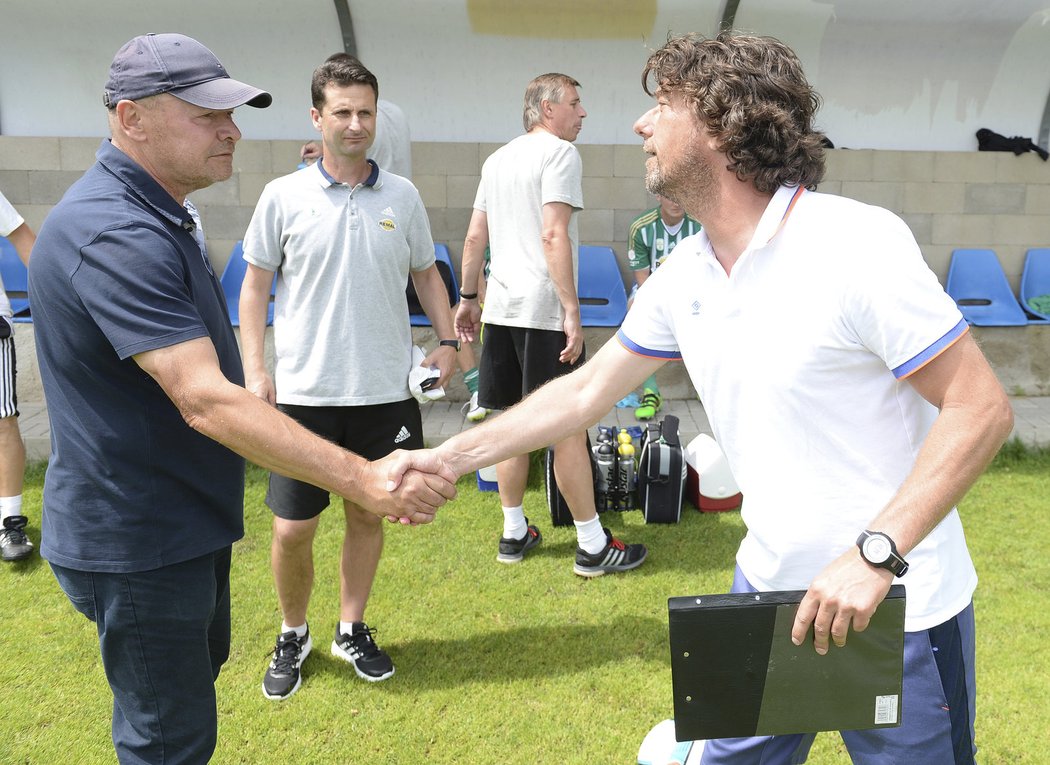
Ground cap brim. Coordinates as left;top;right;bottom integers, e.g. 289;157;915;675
171;77;272;109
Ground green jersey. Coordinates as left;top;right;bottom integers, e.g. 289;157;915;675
627;207;702;273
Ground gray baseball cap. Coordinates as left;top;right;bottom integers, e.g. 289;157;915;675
103;33;272;109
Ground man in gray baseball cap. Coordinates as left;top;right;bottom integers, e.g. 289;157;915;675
29;33;454;764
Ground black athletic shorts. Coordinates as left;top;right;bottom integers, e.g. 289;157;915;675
0;322;19;419
266;398;424;520
477;323;585;411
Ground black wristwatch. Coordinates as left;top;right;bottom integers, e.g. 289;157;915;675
856;530;909;577
439;339;460;352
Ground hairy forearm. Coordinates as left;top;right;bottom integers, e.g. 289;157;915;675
179;378;368;501
434;341;651;476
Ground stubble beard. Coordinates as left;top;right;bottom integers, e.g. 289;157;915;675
644;149;715;214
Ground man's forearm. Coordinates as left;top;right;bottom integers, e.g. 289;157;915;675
542;229;579;316
238;280;271;377
434;340;646;476
413;266;457;339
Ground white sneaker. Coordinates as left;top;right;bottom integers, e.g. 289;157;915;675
461;391;489;423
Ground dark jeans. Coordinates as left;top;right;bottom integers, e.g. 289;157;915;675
51;547;232;765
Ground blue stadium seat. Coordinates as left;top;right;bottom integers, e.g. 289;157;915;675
409;243;459;327
0;236;32;322
578;245;628;327
1019;248;1050;324
220;241;275;326
945;249;1028;326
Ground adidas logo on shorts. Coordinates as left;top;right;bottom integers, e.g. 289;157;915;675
393;426;411;444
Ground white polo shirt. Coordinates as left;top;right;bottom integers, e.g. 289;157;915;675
620;185;975;631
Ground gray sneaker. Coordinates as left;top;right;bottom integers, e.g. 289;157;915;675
573;528;647;578
496;521;542;564
1;516;33;562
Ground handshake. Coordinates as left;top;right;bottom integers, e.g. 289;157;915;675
369;445;462;527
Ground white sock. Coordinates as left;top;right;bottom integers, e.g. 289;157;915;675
339;621;362;636
502;505;527;540
574;515;607;555
0;495;23;522
280;621;308;637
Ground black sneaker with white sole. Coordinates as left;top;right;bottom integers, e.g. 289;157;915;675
262;627;312;700
1;515;33;562
496;521;542;564
331;622;395;682
574;528;648;578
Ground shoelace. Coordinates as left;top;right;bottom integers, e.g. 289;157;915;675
347;626;381;658
1;528;28;545
640;392;660;408
609;536;627;552
268;635;305;674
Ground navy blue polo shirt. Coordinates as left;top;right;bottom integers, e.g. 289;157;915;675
29;140;246;573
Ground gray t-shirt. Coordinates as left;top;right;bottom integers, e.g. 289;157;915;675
474;131;584;331
243;161;435;405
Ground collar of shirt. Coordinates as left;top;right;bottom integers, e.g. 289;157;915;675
182;199;213;275
691;185;805;275
314;157;382;190
95;139;198;234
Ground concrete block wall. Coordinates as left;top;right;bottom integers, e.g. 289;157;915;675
6;137;1048;283
5;137;1050;400
821;148;1050;287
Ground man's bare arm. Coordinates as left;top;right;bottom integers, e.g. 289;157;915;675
135;337;457;523
792;332;1013;654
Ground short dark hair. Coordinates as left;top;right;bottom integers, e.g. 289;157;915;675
311;53;378;110
642;32;826;192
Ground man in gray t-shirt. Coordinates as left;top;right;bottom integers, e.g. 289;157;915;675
455;73;647;577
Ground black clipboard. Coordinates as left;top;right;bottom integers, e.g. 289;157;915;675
667;584;905;741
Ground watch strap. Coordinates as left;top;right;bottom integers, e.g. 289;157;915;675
856;530;910;578
439;339;460;351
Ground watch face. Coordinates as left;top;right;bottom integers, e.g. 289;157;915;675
862;534;892;564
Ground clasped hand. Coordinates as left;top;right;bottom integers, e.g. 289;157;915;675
373;449;457;525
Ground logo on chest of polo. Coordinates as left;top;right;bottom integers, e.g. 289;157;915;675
378;218;397;232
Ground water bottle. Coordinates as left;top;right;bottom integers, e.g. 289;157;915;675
618;442;636;496
595;442;616;497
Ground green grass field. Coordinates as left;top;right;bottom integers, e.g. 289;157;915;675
2;445;1048;764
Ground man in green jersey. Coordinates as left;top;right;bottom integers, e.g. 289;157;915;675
625;194;701;419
